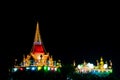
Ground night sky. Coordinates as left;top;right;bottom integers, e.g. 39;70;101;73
0;6;119;78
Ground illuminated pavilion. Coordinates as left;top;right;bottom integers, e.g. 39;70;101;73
74;57;113;77
11;22;62;73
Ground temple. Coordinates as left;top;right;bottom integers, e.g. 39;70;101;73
74;57;113;77
11;22;61;73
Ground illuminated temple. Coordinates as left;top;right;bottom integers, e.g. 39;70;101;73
74;57;113;77
11;22;62;73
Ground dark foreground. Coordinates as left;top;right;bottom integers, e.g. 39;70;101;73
8;65;119;80
9;71;119;80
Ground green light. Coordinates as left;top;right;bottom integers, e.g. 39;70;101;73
44;66;48;71
57;68;61;73
108;69;112;73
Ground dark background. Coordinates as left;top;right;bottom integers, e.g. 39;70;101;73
0;4;119;79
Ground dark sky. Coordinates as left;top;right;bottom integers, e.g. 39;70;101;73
0;6;119;78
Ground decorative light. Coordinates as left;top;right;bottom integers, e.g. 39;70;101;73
48;67;50;71
57;68;61;73
108;69;112;73
51;67;54;71
77;64;82;69
20;67;23;71
26;67;30;70
38;66;42;70
103;64;108;69
55;67;57;71
31;66;36;71
44;66;48;71
87;63;94;69
13;68;18;72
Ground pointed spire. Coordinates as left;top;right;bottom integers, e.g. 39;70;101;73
30;21;47;55
100;57;104;65
96;60;99;66
83;60;86;66
23;55;26;62
14;59;17;66
100;57;103;61
34;22;42;42
109;60;112;66
73;60;76;67
50;55;53;60
105;61;108;64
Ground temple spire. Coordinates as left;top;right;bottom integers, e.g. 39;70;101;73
34;22;42;42
31;21;47;54
73;60;76;67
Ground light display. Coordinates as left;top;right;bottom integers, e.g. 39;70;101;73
10;22;62;73
9;21;113;79
12;66;60;73
74;57;113;77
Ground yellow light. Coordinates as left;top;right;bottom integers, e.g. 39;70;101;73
38;66;42;70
